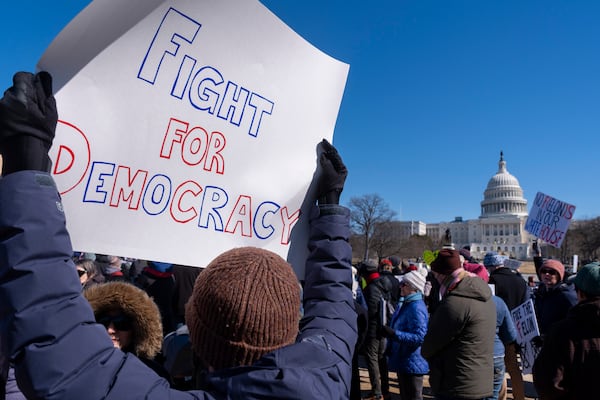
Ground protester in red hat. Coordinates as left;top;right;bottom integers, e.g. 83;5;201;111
421;248;496;399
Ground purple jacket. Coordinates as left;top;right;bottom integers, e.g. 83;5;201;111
0;171;357;399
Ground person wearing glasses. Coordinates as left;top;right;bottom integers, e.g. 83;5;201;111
75;259;105;289
533;259;577;337
83;281;170;381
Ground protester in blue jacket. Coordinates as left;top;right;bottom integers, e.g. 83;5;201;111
379;270;429;400
0;71;357;399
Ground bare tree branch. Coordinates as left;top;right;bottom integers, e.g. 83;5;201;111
348;194;397;261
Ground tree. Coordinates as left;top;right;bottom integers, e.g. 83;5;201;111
348;194;397;261
370;220;402;261
563;217;600;263
399;234;434;261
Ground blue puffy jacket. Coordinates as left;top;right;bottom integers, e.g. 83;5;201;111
385;293;429;375
0;171;357;399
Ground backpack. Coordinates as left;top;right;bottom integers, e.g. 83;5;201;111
377;279;396;328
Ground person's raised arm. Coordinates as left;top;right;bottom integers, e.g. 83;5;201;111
0;72;202;399
299;139;356;390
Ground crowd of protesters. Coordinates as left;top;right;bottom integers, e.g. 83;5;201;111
1;71;599;400
352;242;599;400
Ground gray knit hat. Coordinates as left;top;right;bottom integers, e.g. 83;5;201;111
185;247;301;370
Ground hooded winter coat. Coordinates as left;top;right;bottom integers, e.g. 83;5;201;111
422;275;496;399
83;282;164;362
0;171;356;400
533;297;600;400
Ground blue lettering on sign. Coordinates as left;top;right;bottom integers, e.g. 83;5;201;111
138;7;274;138
81;160;298;244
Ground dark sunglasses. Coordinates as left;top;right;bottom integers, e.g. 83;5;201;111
540;268;559;276
97;314;133;331
77;269;86;277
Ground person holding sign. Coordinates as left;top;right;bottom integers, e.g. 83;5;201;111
532;262;600;399
0;72;356;399
533;258;577;338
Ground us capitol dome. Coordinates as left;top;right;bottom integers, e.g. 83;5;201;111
481;151;528;218
424;151;534;260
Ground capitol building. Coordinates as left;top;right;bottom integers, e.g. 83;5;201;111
399;152;534;261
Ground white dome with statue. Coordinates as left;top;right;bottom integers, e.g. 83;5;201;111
480;151;528;218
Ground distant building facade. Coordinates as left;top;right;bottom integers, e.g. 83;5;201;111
403;152;534;261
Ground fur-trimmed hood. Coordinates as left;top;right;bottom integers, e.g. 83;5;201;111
83;281;163;359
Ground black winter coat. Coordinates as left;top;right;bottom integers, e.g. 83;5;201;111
534;282;577;335
363;276;392;338
489;267;529;310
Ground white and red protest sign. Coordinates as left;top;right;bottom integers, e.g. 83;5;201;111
510;299;540;374
38;0;349;272
524;192;576;248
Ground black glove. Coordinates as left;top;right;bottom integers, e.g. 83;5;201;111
379;325;395;338
532;240;542;257
0;71;57;175
316;139;347;205
531;335;544;348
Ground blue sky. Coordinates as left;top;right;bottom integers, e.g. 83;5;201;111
2;0;599;223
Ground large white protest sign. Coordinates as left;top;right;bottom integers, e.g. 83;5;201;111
38;0;349;273
524;191;576;248
510;299;540;374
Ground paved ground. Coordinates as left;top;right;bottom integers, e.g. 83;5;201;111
358;367;539;399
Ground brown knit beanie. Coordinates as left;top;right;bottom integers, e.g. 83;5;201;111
430;249;462;275
185;247;301;371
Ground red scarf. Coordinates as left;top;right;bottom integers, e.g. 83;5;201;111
364;272;380;285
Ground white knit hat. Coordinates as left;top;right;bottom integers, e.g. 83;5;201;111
402;270;427;293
